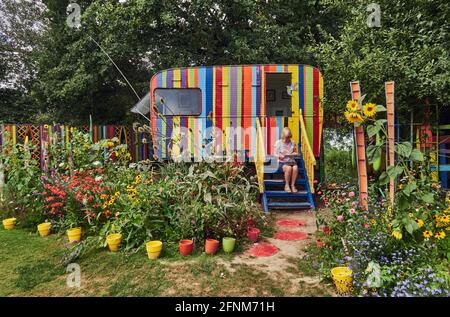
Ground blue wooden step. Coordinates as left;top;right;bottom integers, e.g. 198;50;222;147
264;179;307;186
267;202;312;209
264;167;305;174
265;190;308;197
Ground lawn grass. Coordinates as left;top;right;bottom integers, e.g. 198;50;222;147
0;227;331;297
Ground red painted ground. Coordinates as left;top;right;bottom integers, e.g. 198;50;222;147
276;219;307;227
248;243;279;257
274;231;308;241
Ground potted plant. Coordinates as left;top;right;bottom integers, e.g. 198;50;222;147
205;238;219;255
2;218;17;230
67;227;82;242
179;239;194;256
37;222;51;237
146;240;163;260
222;237;236;253
331;267;353;294
105;225;122;252
247;227;260;242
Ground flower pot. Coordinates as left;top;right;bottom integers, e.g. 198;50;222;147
222;237;236;253
67;228;82;243
179;239;193;256
247;227;260;242
331;267;353;294
37;222;51;237
2;218;17;230
106;233;123;252
146;240;163;260
205;239;219;255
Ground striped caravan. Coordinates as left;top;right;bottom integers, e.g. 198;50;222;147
150;64;324;160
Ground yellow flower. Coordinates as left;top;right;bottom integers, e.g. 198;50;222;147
435;231;446;240
100;194;108;200
345;112;364;124
114;192;120;197
346;100;360;111
440;215;450;224
415;219;424;228
423;230;433;238
106;141;115;148
363;103;377;117
134;175;142;185
392;230;402;240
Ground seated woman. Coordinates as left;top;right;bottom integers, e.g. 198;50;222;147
274;127;299;193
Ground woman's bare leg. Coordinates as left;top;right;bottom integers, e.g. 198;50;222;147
283;165;292;192
291;165;298;192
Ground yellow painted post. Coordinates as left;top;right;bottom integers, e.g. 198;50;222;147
255;118;266;193
298;109;316;193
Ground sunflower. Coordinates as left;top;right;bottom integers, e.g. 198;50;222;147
345;112;364;124
363;103;377;117
346;100;360;111
440;215;450;224
415;218;424;228
423;230;433;238
392;230;402;240
435;231;446;240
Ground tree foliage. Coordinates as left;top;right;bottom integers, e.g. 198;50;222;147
0;1;448;124
314;0;450;120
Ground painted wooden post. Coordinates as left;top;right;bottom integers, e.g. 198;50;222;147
385;81;395;207
350;81;369;210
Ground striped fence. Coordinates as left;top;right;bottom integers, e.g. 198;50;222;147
0;124;154;167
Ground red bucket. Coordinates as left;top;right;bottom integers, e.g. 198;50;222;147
247;227;261;242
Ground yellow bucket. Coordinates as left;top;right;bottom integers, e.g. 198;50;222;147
37;222;51;237
146;240;163;260
3;218;17;230
67;228;82;242
106;233;123;252
331;267;353;294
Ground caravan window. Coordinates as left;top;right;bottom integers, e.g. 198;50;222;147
155;88;201;116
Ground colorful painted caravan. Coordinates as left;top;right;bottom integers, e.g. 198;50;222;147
149;64;324;211
149;64;324;160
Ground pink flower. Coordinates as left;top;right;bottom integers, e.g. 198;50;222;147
342;192;346;197
337;215;344;223
348;191;355;197
349;208;356;215
351;201;357;207
364;223;370;229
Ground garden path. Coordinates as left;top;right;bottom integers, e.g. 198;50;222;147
218;211;335;295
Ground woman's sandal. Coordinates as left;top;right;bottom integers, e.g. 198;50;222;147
284;185;292;193
291;186;298;193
